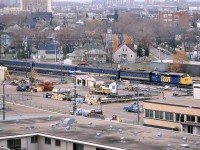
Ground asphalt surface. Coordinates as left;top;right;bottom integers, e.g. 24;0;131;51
150;46;172;60
0;76;144;125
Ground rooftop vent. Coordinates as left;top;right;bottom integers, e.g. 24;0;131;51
96;132;101;137
182;136;188;143
47;116;53;121
118;128;123;134
166;144;172;149
88;122;92;127
180;143;189;148
62;118;76;127
108;125;114;130
120;137;126;143
157;133;162;138
65;126;70;131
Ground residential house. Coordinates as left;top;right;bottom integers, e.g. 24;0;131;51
37;42;62;60
85;49;107;63
67;50;86;62
68;41;105;63
113;44;136;64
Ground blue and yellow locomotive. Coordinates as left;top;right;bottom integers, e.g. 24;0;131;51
150;71;193;85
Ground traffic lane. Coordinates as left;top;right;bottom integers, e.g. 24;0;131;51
150;46;172;60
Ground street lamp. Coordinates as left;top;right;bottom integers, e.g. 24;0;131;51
70;71;81;115
179;106;193;132
136;81;140;125
2;82;5;120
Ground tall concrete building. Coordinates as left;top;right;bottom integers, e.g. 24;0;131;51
20;0;52;12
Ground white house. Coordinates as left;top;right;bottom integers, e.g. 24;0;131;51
113;44;136;64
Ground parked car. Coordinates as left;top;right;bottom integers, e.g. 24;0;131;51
82;109;103;117
16;85;30;91
70;108;86;115
123;104;143;112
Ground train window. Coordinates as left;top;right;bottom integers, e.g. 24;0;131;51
182;74;189;78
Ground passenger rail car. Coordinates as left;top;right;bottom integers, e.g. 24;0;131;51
0;59;193;85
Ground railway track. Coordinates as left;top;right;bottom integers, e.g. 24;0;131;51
9;69;193;89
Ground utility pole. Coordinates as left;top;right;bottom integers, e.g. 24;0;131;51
137;81;139;125
3;83;5;120
73;72;77;115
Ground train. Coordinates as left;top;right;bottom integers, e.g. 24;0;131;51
0;59;193;85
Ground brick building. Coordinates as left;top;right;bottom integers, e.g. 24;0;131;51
158;10;189;28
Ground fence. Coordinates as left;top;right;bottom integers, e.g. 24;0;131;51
4;94;69;114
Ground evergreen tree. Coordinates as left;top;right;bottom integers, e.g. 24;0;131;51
144;47;149;57
137;44;143;57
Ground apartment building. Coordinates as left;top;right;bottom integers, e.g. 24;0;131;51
20;0;52;12
158;10;189;28
143;97;200;135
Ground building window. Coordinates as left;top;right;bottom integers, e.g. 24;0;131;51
198;116;200;123
31;136;38;143
175;113;184;122
119;55;120;57
55;140;61;147
145;109;153;118
174;15;179;20
7;139;21;150
45;138;51;145
131;55;132;57
165;112;174;121
126;48;127;51
155;111;163;120
73;143;84;150
123;48;124;51
186;115;195;122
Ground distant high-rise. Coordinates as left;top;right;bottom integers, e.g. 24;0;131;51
145;0;153;5
0;0;19;6
107;0;134;6
20;0;52;12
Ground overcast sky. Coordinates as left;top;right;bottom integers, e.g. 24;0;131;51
53;0;199;2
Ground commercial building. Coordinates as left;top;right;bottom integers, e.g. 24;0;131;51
158;10;189;28
1;115;200;150
143;95;200;135
20;0;52;12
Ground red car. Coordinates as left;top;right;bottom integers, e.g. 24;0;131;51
78;61;89;66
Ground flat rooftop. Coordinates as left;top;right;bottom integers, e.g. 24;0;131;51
0;115;200;150
144;90;200;108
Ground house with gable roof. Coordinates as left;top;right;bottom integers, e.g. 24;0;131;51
113;43;136;64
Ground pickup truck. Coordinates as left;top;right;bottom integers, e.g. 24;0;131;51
123;104;143;112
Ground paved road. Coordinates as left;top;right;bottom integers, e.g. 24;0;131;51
150;46;172;60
